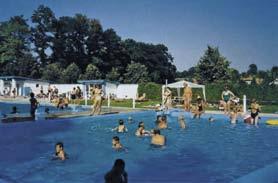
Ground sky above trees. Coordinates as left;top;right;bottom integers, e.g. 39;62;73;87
0;0;277;71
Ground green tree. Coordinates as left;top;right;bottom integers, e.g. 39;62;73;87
195;45;231;83
106;67;121;81
123;39;176;83
124;62;149;83
247;64;258;76
0;16;31;67
81;64;101;80
42;63;62;82
61;63;81;83
31;5;56;67
271;66;278;80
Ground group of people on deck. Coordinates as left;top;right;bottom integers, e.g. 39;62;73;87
162;82;261;125
163;82;205;118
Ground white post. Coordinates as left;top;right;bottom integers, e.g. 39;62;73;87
0;79;4;95
84;84;88;106
243;95;247;113
108;93;111;108
11;79;17;97
132;96;136;109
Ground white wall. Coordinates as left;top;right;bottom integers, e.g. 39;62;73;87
23;81;50;96
105;82;117;97
116;84;138;99
50;84;84;95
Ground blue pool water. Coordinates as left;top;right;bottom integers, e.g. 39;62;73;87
0;109;278;183
0;102;88;117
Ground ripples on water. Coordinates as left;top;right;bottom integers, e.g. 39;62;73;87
0;111;277;182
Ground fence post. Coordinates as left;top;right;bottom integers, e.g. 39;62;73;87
108;93;111;108
243;95;247;113
133;96;136;109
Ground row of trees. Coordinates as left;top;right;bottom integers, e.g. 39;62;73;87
177;45;278;86
0;5;276;86
0;5;176;83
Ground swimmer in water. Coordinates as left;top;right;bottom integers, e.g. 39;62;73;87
135;122;151;137
156;115;168;129
193;95;205;119
112;136;123;150
128;116;133;123
208;116;215;122
104;159;128;183
250;99;261;125
54;142;67;161
178;115;186;128
151;129;166;146
11;106;19;114
113;119;128;133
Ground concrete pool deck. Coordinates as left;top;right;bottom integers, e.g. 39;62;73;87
1;98;278;121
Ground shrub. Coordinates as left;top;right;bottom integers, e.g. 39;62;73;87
138;82;162;100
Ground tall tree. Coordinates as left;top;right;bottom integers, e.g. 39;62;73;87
247;64;258;76
195;45;231;83
81;64;101;80
106;67;121;81
61;63;81;83
0;15;35;76
123;39;176;83
42;63;62;82
124;62;149;83
31;5;56;67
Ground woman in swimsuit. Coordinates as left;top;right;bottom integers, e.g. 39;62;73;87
221;86;235;114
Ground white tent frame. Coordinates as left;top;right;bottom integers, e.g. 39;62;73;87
162;80;206;104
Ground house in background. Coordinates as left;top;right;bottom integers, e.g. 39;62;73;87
0;76;50;97
241;76;264;85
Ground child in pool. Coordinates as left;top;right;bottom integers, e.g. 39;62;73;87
54;142;67;161
250;99;261;125
112;136;123;150
135;122;151;137
178;115;186;128
156;115;168;129
113;119;128;133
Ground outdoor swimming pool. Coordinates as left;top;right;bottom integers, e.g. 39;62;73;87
0;101;89;119
0;109;277;183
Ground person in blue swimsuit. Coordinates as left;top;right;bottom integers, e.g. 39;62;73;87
221;86;235;114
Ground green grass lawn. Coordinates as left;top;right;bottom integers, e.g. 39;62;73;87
74;99;278;113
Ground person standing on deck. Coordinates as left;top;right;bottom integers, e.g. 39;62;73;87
221;86;235;114
90;85;103;115
183;82;192;111
29;92;39;120
163;87;172;109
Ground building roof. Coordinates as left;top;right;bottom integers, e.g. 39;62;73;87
163;80;205;89
77;79;119;85
0;76;50;83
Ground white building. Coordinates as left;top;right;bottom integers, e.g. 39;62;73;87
0;76;50;97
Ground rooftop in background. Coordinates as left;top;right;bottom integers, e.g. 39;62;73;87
77;80;119;85
0;76;50;83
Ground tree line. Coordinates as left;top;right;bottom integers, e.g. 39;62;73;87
0;5;176;84
177;45;278;87
0;5;277;87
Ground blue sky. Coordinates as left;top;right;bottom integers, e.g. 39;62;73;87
0;0;277;71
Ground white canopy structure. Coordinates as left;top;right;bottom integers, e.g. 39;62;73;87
162;80;206;101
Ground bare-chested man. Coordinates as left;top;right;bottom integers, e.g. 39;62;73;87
183;82;192;111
